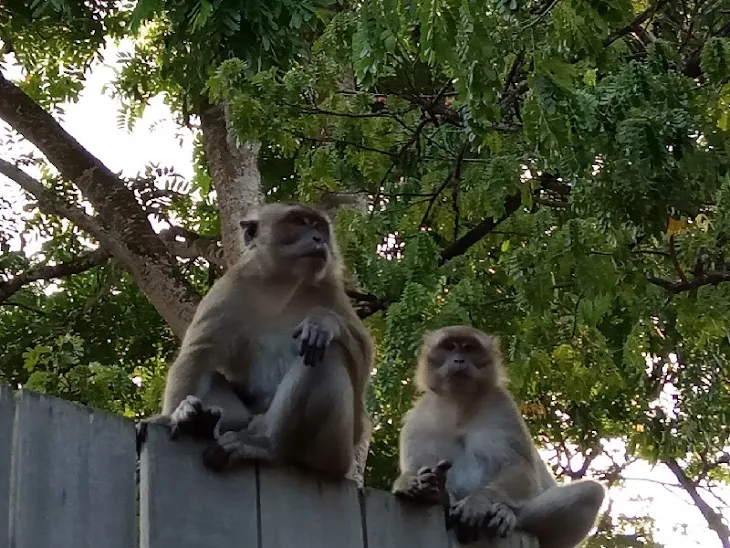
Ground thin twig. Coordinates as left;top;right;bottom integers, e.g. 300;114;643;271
603;0;666;48
668;234;688;282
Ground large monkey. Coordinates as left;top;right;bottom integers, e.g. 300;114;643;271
136;202;374;479
392;326;605;548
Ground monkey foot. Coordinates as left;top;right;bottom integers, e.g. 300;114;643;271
483;502;517;537
169;395;222;440
202;430;273;473
448;497;517;542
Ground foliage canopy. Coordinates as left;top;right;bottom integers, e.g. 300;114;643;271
2;0;730;545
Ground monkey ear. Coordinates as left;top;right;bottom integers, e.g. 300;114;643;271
240;220;259;245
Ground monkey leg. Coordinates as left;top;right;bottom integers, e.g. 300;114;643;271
515;480;605;548
137;371;254;454
204;348;355;478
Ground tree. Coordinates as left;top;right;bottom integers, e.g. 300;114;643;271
2;0;730;544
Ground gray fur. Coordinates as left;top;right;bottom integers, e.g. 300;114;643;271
394;326;605;548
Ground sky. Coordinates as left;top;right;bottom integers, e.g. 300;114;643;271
0;40;727;547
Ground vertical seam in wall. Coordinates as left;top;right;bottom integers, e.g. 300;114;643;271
8;390;19;548
255;463;263;548
358;488;369;548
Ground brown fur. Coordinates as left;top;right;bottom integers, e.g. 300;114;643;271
138;202;374;479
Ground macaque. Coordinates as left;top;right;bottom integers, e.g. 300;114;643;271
393;326;605;548
137;202;374;479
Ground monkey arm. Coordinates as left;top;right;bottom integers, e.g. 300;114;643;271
160;285;251;415
300;305;373;435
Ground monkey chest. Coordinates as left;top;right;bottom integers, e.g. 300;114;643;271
446;429;506;499
244;330;303;397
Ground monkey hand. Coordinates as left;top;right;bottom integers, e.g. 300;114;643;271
448;492;517;542
202;429;273;472
168;395;223;440
293;309;342;367
393;460;452;505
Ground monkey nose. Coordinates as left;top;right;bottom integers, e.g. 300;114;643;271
446;360;469;376
312;234;323;243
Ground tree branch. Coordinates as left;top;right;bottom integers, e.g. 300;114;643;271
665;458;730;548
684;21;730;78
0;72;160;252
0;158;103;237
0;248;110;302
199;101;263;267
158;227;225;268
603;0;666;48
347;289;390;319
419;160;458;228
648;270;730;293
0;301;47;316
439;192;524;264
285;129;396;157
0;73;200;338
668;234;687;282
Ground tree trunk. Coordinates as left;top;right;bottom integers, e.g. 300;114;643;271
199;102;262;266
665;458;730;548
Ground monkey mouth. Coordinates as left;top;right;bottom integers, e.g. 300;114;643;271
299;247;328;260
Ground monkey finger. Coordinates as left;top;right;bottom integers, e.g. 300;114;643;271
298;323;312;346
190;396;204;412
313;329;328;349
422;474;441;488
299;338;313;362
305;343;321;367
465;512;483;528
435;460;452;473
487;514;503;531
314;340;327;364
309;342;321;366
497;520;513;538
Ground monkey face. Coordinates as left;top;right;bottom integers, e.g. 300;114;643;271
417;326;502;394
274;209;331;262
240;203;335;277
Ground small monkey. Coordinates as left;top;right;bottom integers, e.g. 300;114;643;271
393;326;605;548
137;202;374;479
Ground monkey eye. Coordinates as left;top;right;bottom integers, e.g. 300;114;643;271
462;342;476;352
441;340;456;351
286;213;308;226
314;221;329;235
